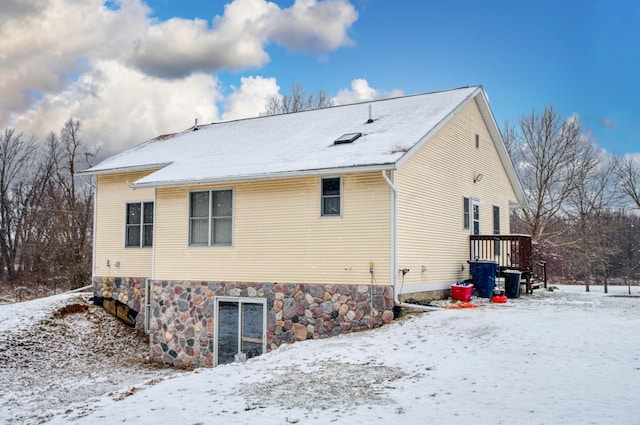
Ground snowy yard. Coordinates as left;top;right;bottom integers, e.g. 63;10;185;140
1;286;639;425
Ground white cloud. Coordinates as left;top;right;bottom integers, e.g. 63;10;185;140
12;61;222;158
333;79;403;105
0;0;151;123
221;76;280;121
1;0;359;154
128;0;357;78
267;0;358;52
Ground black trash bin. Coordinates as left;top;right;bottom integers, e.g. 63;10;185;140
503;269;522;298
467;260;499;298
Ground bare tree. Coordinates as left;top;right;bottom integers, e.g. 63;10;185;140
0;128;42;281
616;155;640;209
565;154;619;292
506;105;595;240
47;118;94;289
263;83;334;115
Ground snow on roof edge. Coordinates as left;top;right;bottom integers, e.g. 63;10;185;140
131;163;397;189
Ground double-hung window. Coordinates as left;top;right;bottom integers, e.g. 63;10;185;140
126;202;153;247
189;189;233;246
321;177;341;216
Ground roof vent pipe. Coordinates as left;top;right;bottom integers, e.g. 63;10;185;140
367;105;374;124
193;118;199;131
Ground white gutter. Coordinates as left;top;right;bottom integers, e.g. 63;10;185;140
381;170;440;312
132;164;396;190
76;162;170;177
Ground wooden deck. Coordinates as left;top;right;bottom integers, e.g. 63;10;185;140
470;234;547;294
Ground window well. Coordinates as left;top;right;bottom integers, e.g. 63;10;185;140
334;132;362;145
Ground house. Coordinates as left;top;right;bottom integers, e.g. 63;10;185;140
78;86;527;368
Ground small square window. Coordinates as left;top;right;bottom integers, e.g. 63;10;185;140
321;177;341;216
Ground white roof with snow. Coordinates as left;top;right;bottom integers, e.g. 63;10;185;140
80;86;523;205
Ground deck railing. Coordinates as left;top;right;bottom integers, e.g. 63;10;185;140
469;234;532;271
469;234;547;293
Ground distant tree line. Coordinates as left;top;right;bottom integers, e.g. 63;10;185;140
503;106;640;291
0;119;94;299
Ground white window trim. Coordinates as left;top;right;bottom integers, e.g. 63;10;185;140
463;196;470;230
320;176;342;217
144;278;152;333
492;204;501;235
213;296;267;366
188;188;234;247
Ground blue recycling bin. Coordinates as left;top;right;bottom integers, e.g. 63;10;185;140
468;260;499;298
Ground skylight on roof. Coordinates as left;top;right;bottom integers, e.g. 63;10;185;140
334;132;362;145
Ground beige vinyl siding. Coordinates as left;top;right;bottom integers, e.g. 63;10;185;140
94;171;156;277
153;172;391;285
395;99;518;288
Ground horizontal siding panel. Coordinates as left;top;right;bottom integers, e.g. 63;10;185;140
94;171;156;277
396;99;518;289
153;173;392;285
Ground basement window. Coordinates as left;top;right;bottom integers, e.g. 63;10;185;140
334;132;362;145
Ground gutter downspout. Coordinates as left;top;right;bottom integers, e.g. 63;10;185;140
89;178;97;294
151;187;157;280
381;170;440;312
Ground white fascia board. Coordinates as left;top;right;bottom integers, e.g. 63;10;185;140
75;163;171;177
130;163;397;189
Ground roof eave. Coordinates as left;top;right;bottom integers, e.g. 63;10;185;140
75;162;171;177
130;163;397;189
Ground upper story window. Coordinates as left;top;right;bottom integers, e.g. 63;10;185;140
475;134;480;149
126;201;153;247
463;196;470;230
189;189;233;246
321;177;341;216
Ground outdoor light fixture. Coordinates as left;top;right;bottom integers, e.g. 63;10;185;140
474;174;484;183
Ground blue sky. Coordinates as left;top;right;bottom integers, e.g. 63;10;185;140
146;0;638;155
1;0;638;156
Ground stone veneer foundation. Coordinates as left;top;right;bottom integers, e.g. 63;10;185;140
151;280;395;368
93;276;146;330
93;277;396;368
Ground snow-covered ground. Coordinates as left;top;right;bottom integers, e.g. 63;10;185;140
1;286;639;424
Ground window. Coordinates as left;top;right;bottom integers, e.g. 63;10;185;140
215;297;266;365
475;134;480;149
189;189;233;246
463;197;470;229
126;202;153;247
472;201;480;235
321;177;341;216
